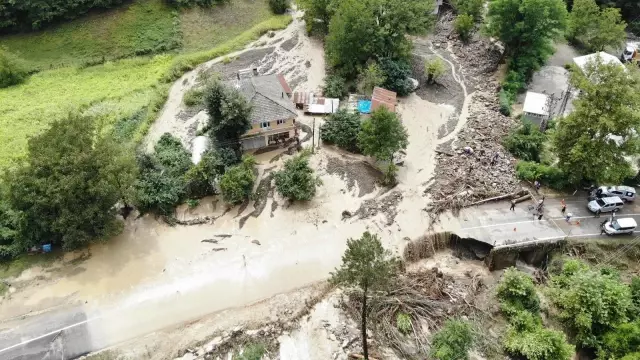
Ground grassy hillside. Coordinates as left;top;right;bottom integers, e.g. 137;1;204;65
0;0;275;71
0;14;291;168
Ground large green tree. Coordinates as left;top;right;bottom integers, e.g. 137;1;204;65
320;109;362;152
330;231;399;360
298;0;337;35
357;107;409;161
553;58;640;185
219;156;256;205
4;114;132;250
274;152;322;201
325;0;434;78
204;81;252;149
568;0;627;51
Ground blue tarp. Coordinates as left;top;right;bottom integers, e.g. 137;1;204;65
42;244;52;253
358;100;372;114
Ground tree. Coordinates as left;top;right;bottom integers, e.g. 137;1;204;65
424;58;446;84
599;321;640;359
379;57;415;96
549;259;633;348
430;319;475;360
99;140;138;216
268;0;289;14
358;107;409;161
320;109;362;152
323;74;347;99
4;114;129;250
504;324;574;360
454;14;475;42
0;188;19;259
496;268;540;318
183;149;223;199
568;0;627;51
204;81;252;148
330;231;400;360
357;63;386;96
0;48;28;88
274;152;322;201
298;0;337;35
219;156;256;205
325;0;435;78
503;120;547;162
552;57;640;185
452;0;484;20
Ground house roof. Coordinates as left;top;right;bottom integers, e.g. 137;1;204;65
572;52;624;73
371;86;397;112
227;74;297;124
523;92;549;116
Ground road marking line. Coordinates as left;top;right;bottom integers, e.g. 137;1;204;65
549;218;566;236
0;315;102;354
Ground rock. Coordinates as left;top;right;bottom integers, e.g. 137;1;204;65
329;333;337;342
233;325;244;335
251;239;261;246
341;210;352;219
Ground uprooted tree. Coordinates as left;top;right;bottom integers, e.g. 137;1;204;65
330;231;400;360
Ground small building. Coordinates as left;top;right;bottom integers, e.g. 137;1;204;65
371;86;396;113
228;73;298;151
293;91;339;114
522;91;549;124
572;52;624;74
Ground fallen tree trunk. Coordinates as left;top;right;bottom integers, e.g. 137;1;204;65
467;189;528;207
349;354;380;360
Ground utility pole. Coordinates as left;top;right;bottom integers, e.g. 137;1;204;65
312;117;316;152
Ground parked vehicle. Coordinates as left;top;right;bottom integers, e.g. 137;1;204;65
588;196;624;213
622;44;640;64
603;217;637;235
590;186;636;202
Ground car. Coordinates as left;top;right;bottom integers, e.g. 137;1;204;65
588;196;624;213
591;186;636;202
603;217;637;235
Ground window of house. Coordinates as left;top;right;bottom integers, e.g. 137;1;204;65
277;119;286;125
260;121;270;128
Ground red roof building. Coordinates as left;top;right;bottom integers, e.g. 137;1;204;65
371;86;396;112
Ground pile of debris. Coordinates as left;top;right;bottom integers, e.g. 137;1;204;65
425;91;520;224
341;268;483;359
353;190;403;226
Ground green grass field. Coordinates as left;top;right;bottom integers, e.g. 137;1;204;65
0;12;292;168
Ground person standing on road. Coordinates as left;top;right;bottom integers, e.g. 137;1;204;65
565;212;573;222
561;199;566;214
601;225;607;235
534;180;541;194
510;200;516;211
595;209;601;218
538;213;543;220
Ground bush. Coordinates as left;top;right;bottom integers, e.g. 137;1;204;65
503;120;547;162
515;161;568;190
183;87;205;107
496;268;540;318
323;74;347;99
166;0;229;7
274;152;322;201
600;321;640;360
379;58;414;96
268;0;289;14
0;48;29;89
320;109;361;152
424;57;446;84
454;14;475;42
549;259;633;349
502;70;526;98
396;312;412;335
430;319;475;360
504;325;574;360
235;343;265;360
219;156;256;205
499;89;512;116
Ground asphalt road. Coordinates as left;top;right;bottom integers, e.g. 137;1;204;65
455;191;640;247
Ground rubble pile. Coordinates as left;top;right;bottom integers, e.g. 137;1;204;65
425;91;520;222
354;190;403;226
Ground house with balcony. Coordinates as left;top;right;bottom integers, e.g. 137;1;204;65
227;72;297;151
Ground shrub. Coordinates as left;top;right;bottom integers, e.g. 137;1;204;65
502;70;526;97
0;48;28;88
515;161;568;190
219;156;256;205
323;74;347;99
379;58;414;96
320;109;361;152
357;62;386;96
274;152;322;201
183;87;205;107
424;57;446;84
454;14;475;42
430;319;475;360
499;89;512;116
503;120;547;162
186;199;200;208
235;343;265;360
549;259;633;349
183;149;223;199
269;0;289;14
496;268;540;318
166;0;229;7
600;321;640;360
504;325;574;360
396;312;412;335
